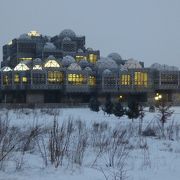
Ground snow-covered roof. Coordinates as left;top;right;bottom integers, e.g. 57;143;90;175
44;42;56;51
150;63;179;71
108;52;122;65
68;63;82;71
124;58;142;69
59;29;76;38
62;55;75;67
96;57;118;70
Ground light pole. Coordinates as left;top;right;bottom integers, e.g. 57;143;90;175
154;93;162;106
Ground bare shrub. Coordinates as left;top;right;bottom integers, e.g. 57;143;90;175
72;120;88;166
0;115;20;170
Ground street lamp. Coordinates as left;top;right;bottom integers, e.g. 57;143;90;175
154;93;162;101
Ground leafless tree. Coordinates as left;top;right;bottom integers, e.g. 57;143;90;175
156;101;174;138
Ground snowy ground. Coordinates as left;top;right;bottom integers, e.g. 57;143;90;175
0;107;180;180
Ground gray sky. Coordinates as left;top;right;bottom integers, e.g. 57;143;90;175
0;0;180;67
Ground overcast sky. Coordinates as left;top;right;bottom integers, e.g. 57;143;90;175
0;0;180;67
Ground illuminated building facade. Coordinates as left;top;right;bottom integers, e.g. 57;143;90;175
1;30;180;104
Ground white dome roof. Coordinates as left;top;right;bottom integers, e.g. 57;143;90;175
33;58;42;65
96;57;118;70
46;55;56;60
108;52;123;65
103;69;112;74
59;29;76;38
79;59;89;68
62;55;75;67
84;67;92;72
68;63;82;71
44;42;56;50
150;63;179;71
19;34;31;40
108;52;122;61
124;58;142;69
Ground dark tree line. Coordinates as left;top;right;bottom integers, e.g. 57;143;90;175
89;95;142;120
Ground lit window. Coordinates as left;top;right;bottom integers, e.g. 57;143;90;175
22;77;28;83
14;63;29;71
134;72;148;87
68;74;84;85
88;54;97;64
33;65;42;70
88;76;96;86
18;58;32;61
44;60;60;68
3;75;9;85
48;71;63;83
121;74;131;85
76;56;87;62
14;74;20;83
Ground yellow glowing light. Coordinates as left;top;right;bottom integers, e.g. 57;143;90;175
22;77;27;83
14;74;20;83
3;75;9;85
28;31;41;37
159;95;162;99
88;76;96;86
134;72;148;87
68;74;84;84
19;58;32;61
44;60;60;68
119;95;123;99
48;71;63;83
76;56;87;62
88;54;97;64
121;74;130;85
154;96;159;101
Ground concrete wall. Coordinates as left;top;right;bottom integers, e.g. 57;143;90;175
26;92;44;104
